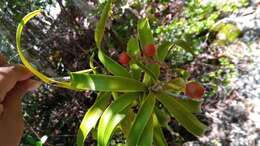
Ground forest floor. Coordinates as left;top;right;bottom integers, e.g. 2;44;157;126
185;4;260;146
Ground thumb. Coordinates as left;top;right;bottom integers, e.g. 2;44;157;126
2;79;42;121
6;79;42;101
2;79;42;120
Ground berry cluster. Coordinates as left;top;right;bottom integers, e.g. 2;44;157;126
118;44;156;65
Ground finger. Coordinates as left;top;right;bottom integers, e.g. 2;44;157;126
20;79;42;92
0;79;41;146
0;65;34;102
1;79;41;118
12;64;34;81
0;82;25;146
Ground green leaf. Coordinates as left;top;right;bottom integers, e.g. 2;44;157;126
98;93;139;146
95;0;113;49
165;78;186;92
77;92;111;146
142;64;160;84
138;116;153;146
137;18;160;84
35;141;42;146
16;9;73;89
157;41;173;61
127;37;141;56
127;37;142;80
133;60;157;81
153;113;167;146
137;18;154;49
175;68;191;80
90;52;97;74
127;94;156;146
154;107;170;127
70;73;147;92
98;50;131;77
157;92;207;136
175;98;202;113
174;39;194;55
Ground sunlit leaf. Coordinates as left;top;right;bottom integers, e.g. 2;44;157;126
70;73;147;92
137;19;154;49
16;9;73;89
127;37;142;80
215;23;241;44
133;59;157;81
175;68;191;80
98;93;139;146
98;50;131;77
165;78;186;92
127;37;141;56
137;19;160;84
95;0;113;49
127;94;155;146
77;92;111;146
153;113;167;146
157;92;207;136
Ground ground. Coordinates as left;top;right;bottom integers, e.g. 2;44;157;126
185;4;260;145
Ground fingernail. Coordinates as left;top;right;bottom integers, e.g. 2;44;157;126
26;80;42;91
0;104;4;115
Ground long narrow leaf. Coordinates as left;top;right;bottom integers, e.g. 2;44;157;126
132;59;157;81
98;93;139;146
77;92;111;146
16;9;73;89
137;19;161;84
137;19;154;49
138;116;154;146
70;73;147;92
174;39;194;55
153;113;167;146
89;52;97;74
157;92;207;136
175;98;202;113
157;41;173;61
127;37;142;80
142;64;160;84
127;94;155;146
154;107;170;127
95;0;112;49
98;50;131;77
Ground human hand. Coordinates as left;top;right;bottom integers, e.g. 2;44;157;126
0;54;41;146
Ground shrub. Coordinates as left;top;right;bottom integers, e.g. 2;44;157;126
16;1;208;145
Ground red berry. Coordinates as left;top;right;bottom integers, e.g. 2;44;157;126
143;44;156;57
118;52;130;65
185;82;205;99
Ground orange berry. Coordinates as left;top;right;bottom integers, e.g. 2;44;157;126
143;44;156;57
118;52;130;65
185;82;205;99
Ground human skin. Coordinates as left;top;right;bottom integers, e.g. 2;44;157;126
0;54;41;146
